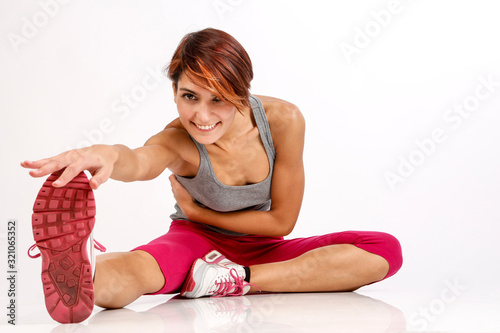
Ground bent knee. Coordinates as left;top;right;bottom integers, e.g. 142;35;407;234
371;252;391;281
369;232;403;279
381;232;403;278
94;251;164;308
131;250;165;292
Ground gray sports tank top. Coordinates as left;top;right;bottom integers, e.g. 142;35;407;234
170;95;276;236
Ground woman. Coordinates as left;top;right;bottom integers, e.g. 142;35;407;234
23;28;402;323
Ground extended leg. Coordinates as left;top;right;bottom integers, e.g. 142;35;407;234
179;231;402;298
248;244;390;292
93;250;165;308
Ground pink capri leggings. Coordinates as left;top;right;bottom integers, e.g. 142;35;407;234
133;220;403;295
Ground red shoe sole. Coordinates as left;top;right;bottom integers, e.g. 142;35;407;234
32;170;96;323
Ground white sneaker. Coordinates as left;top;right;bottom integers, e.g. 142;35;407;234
180;250;258;298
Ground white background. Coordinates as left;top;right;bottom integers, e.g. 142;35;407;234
1;0;499;330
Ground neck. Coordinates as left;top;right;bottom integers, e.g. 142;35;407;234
215;106;253;150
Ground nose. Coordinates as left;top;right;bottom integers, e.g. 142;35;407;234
196;102;211;123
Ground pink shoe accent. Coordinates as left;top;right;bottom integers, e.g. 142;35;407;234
211;268;252;297
180;250;260;298
28;240;106;259
181;255;200;295
31;170;96;323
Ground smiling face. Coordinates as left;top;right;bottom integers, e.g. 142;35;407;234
173;73;238;145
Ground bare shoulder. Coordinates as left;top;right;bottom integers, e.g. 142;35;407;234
254;95;305;142
254;95;303;120
146;118;198;165
147;118;188;144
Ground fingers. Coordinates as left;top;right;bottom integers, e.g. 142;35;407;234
89;177;100;190
23;146;114;190
89;167;113;190
22;153;70;185
29;163;61;178
22;149;99;188
21;159;46;169
21;159;54;178
21;150;75;178
169;174;182;191
169;174;180;196
51;165;82;187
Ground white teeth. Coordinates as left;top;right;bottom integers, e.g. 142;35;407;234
196;123;217;130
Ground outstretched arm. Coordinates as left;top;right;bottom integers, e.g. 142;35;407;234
171;100;305;237
21;126;185;190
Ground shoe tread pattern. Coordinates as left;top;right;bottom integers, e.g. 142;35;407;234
32;170;95;323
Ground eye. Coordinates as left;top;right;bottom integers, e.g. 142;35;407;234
213;97;222;103
182;93;196;100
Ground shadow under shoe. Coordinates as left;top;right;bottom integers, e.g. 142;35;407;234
31;170;97;323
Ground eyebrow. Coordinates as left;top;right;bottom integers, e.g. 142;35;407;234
179;88;198;95
179;87;219;99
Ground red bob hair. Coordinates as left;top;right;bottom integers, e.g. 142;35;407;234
165;28;253;112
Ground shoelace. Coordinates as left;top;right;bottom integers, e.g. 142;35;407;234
211;268;260;297
27;239;107;259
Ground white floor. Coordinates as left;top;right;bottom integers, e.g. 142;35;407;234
3;287;500;332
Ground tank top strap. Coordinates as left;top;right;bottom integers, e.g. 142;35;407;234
249;95;276;162
191;139;211;178
191;95;276;176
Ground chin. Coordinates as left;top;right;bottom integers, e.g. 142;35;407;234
189;132;220;145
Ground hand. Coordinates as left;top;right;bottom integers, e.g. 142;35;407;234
21;145;118;190
169;174;197;218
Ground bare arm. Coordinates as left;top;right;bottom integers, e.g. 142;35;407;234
171;100;305;237
21;125;185;190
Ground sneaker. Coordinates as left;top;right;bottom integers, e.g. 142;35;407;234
180;250;258;298
29;170;104;323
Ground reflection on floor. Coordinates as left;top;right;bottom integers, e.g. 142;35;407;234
27;292;405;333
5;289;500;332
